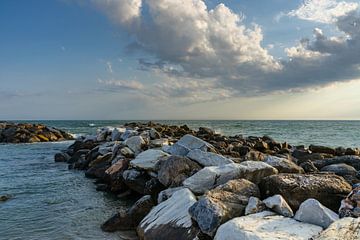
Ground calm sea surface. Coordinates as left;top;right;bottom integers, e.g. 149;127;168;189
1;120;360;239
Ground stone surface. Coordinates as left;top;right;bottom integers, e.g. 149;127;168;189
339;185;360;218
314;217;360;240
214;211;323;240
187;149;234;166
244;197;266;215
137;188;199;240
260;173;352;212
54;152;70;162
157;156;201;187
162;143;190;156
294;198;338;229
321;163;357;176
189;179;260;236
263;195;294;217
264;155;304;173
309;145;335;155
130;149;169;171
157;187;185;204
183;161;277;194
124;136;145;155
122;169;150;194
176;134;215;151
313;155;360;170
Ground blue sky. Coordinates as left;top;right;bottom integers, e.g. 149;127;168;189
1;0;360;120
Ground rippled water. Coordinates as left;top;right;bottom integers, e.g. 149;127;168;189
1;120;360;240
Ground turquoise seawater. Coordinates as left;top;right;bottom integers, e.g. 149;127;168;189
1;120;360;239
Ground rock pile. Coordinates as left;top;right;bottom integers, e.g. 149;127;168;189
0;122;73;143
54;122;360;239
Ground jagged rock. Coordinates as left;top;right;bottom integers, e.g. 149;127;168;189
158;156;201;187
105;159;128;176
314;217;360;240
162;143;190;156
67;149;90;164
183;161;277;194
214;211;323;240
187;149;234;166
102;195;155;232
294;198;338;229
120;129;138;141
149;128;161;139
111;127;126;141
309;145;336;155
130;149;170;171
264;155;304;173
321;163;357;176
157;187;185;204
189;179;260;236
124;136;145;155
54;152;70;162
137;188;199;240
299;160;319;173
164;134;215;156
313;155;360;170
263;194;294;217
122;169;150;194
244;197;266;215
260;173;352;212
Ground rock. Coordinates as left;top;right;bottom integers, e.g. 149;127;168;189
177;134;215;152
158;156;201;187
321;163;357;176
314;217;360;240
137;188;199;240
105;159;128;176
263;194;294;217
157;187;185;204
313;155;360;170
124;136;146;155
187;149;234;166
345;148;360;156
0;195;11;202
244;197;266;215
183;161;277;194
339;185;360;218
214;211;323;240
309;145;336;155
242;150;266;161
120;129;138;141
149;128;161;139
54;152;70;162
102;195;155;232
198;127;215;136
299;160;319;173
254;141;269;152
122;169;150;195
150;138;169;147
162;143;190;156
260;173;352;212
111;127;126;141
130;149;170;171
264;155;304;173
189;179;260;236
294;198;338;229
120;147;134;158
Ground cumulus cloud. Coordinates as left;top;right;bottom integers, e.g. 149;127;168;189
288;0;358;24
88;0;360;102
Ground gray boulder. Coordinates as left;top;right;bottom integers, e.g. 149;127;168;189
320;163;357;176
263;194;294;217
264;155;304;173
130;149;169;171
245;197;266;215
187;149;234;166
124;136;146;155
315;217;360;240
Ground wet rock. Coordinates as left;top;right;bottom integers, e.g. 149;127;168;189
189;179;260;236
67;149;90;164
314;217;360;240
183;161;277;194
309;145;335;155
54;152;70;162
264;155;304;173
260;173;352;212
242;150;266;161
0;195;11;202
158;156;201;187
321;163;357;176
187;149;233;167
263;195;294;217
214;211;323;240
120;129;138;141
102;195;155;232
144;178;165;196
122;169;150;195
294;198;338;229
345;148;360;156
124;136;146;155
244;197;266;215
137;188;200;240
130;149;169;171
313;155;360;170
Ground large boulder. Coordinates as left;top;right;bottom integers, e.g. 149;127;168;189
309;145;335;155
189;179;260;236
294;198;339;229
164;134;215;156
320;163;357;176
264;155;304;173
157;187;185;204
122;169;150;194
263;194;294;217
214;211;323;240
315;217;360;240
124;136;146;155
137;188;200;240
260;173;352;212
187;149;234;166
244;197;266;215
183;161;277;194
313;155;360;170
157;156;201;187
130;149;170;171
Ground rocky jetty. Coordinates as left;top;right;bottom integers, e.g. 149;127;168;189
54;121;360;239
0;122;73;143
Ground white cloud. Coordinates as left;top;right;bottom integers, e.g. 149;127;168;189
106;61;113;73
97;78;144;90
288;0;358;23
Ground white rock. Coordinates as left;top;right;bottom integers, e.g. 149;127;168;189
314;217;360;240
120;129;138;141
96;127;113;142
238;161;279;184
214;211;323;240
111;127;126;141
294;198;339;229
163;143;191;156
124;136;145;155
177;134;214;151
150;138;169;147
187;149;234;166
264;155;304;173
138;188;198;239
263;194;294;217
120;147;134;157
98;142;115;155
130;149;170;171
245;197;266;216
157;187;185;204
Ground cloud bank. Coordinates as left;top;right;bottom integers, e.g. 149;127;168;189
92;0;360;102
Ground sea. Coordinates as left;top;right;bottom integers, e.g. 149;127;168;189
1;120;360;240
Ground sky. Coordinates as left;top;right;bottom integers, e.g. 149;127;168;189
1;0;360;120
